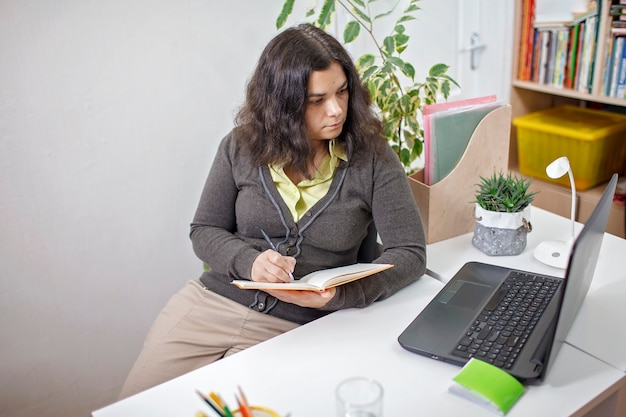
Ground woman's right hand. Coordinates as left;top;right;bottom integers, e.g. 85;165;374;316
250;249;296;283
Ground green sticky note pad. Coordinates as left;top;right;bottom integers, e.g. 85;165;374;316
449;358;525;415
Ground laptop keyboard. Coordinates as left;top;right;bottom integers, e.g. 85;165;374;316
451;271;561;369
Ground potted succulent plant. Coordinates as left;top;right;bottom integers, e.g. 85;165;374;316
472;171;537;256
276;0;458;174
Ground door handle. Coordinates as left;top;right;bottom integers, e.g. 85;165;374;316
467;32;486;70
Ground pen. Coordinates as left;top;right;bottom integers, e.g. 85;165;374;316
260;228;294;281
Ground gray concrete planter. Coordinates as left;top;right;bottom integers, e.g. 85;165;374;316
472;204;532;256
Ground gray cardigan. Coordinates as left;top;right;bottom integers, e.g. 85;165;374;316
190;130;426;324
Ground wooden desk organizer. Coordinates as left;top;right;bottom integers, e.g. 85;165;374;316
408;105;512;244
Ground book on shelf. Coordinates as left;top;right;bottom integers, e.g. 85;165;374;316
530;28;541;82
230;263;393;291
578;14;599;93
601;1;626;96
532;21;575;87
518;0;536;81
553;29;570;87
536;28;552;84
518;0;602;92
524;0;537;80
612;3;626;27
614;36;626;97
601;34;612;95
600;8;619;95
537;28;570;86
546;29;559;84
573;19;586;90
565;23;581;88
611;4;626;18
608;36;625;96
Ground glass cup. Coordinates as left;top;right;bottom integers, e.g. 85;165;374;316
335;377;383;417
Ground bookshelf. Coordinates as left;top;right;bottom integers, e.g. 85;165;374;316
510;0;625;239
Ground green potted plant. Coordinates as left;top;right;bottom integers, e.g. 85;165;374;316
472;171;537;256
276;0;458;174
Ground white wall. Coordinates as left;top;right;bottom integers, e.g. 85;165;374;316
0;2;282;416
0;2;512;416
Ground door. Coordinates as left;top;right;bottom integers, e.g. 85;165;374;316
335;0;515;103
455;0;516;102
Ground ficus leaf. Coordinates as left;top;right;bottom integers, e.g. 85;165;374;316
316;0;336;29
394;33;409;48
356;53;376;68
402;62;415;80
387;56;404;68
400;148;411;165
374;11;394;21
441;81;450;98
404;3;420;13
361;65;379;79
383;36;395;56
344;21;361;43
276;0;295;29
412;138;423;156
397;15;416;24
380;60;395;74
399;94;412;113
429;63;450;77
351;6;371;24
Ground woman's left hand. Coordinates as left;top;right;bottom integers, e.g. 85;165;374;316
264;287;336;308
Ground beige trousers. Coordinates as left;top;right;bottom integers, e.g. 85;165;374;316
119;279;300;399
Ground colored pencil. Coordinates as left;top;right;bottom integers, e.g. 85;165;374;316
195;390;226;417
237;385;253;417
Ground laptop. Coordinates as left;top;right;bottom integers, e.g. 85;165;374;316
398;173;618;382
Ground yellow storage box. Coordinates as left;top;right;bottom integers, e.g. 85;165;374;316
513;105;626;190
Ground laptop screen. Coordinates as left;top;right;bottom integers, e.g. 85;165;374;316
542;173;618;378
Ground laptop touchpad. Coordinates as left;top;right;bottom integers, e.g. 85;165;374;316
439;280;491;309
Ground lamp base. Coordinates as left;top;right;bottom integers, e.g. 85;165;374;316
533;240;572;269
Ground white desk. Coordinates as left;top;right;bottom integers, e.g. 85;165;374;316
93;271;626;417
427;207;626;375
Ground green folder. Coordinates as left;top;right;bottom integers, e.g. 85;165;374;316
449;358;525;415
429;102;503;184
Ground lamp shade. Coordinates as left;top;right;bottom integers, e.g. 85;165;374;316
546;156;571;179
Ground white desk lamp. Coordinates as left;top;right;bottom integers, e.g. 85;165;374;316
533;156;576;269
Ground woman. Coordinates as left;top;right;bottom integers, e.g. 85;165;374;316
120;23;426;398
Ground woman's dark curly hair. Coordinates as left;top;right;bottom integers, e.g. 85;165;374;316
234;23;385;179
